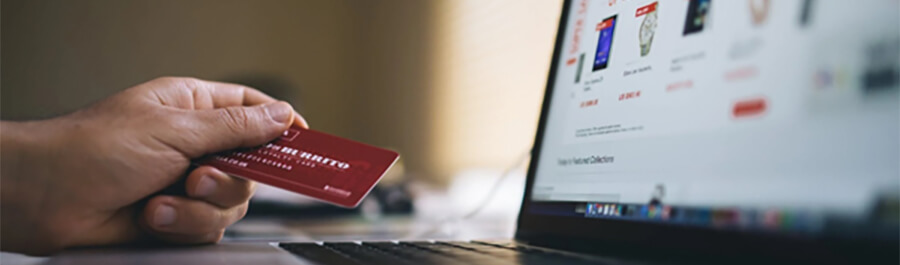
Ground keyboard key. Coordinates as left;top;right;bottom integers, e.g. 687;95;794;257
403;242;524;264
279;243;361;265
440;242;524;257
323;242;413;265
363;242;459;265
283;240;624;265
472;241;620;265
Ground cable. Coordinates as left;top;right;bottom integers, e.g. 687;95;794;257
458;149;532;220
402;149;532;239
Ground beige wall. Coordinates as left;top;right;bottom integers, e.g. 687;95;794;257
347;0;437;183
1;0;358;135
431;0;562;177
1;0;563;184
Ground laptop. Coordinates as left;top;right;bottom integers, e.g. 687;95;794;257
277;0;898;264
19;0;896;264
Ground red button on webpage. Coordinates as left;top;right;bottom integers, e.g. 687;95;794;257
733;98;767;118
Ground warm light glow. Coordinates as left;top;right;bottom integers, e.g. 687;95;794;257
429;0;564;179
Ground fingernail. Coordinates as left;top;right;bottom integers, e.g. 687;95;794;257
196;175;217;197
265;102;292;124
154;205;176;227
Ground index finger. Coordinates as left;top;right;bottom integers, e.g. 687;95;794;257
200;80;309;128
202;80;277;107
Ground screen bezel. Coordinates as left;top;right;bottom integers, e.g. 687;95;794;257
514;0;897;263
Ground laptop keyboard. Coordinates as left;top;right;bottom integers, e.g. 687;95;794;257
280;240;619;265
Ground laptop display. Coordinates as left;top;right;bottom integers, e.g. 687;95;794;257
524;0;898;242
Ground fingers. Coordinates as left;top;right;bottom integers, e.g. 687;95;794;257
205;80;278;108
185;166;256;208
141;195;248;244
146;77;309;128
198;79;308;128
140;166;256;245
142;77;276;109
141;166;255;245
164;101;293;157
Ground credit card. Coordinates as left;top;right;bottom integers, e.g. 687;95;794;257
197;125;399;208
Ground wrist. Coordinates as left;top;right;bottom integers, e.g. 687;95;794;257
1;121;44;212
1;120;68;255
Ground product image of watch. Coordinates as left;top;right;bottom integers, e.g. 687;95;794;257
639;5;658;57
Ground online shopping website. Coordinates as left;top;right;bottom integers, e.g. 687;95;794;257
531;0;899;234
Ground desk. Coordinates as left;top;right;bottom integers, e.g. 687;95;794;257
1;215;516;265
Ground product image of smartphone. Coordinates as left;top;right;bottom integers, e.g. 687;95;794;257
593;15;617;71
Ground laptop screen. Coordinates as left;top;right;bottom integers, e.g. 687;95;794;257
528;0;898;239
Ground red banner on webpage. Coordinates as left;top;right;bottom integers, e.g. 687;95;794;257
596;20;614;31
635;2;657;17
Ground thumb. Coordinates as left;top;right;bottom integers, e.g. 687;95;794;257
168;101;294;158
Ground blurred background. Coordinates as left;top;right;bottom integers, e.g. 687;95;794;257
1;0;564;239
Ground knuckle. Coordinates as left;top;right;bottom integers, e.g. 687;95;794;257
233;84;252;94
155;76;206;91
179;77;206;91
221;107;251;134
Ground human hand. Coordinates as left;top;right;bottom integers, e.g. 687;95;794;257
0;77;307;255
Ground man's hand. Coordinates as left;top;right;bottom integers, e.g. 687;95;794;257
0;77;307;255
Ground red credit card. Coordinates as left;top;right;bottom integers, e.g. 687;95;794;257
197;125;399;208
